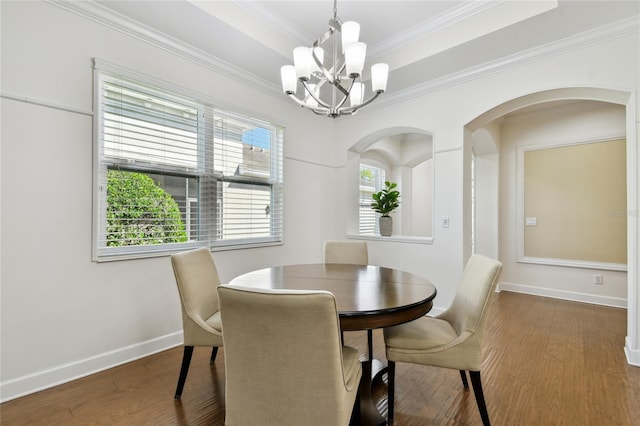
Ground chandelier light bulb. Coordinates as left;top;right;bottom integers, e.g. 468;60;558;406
371;63;389;93
341;21;360;53
311;47;324;73
280;65;297;94
293;47;311;80
350;82;364;107
345;42;366;78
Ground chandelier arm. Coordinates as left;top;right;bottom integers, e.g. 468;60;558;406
312;19;341;84
300;80;332;109
286;92;330;115
332;77;355;111
331;77;351;97
338;90;383;114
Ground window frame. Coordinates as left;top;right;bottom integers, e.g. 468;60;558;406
92;60;284;261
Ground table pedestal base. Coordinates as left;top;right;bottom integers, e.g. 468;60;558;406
357;359;388;426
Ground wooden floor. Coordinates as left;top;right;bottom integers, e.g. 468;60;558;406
2;292;639;425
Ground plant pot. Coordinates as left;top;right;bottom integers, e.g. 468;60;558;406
379;215;393;236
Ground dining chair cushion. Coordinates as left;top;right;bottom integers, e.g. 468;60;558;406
204;311;222;332
385;254;502;371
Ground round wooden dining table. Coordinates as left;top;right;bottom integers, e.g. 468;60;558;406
228;263;437;426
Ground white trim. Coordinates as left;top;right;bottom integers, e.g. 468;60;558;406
434;145;462;155
0;92;93;117
48;0;279;97
518;256;627;272
516;134;627;267
374;16;639;110
427;306;446;317
0;332;183;403
347;234;433;245
367;0;501;60
497;281;627;309
624;91;639;364
46;1;637;109
625;337;640;367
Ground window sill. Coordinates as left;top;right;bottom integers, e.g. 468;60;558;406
346;234;434;244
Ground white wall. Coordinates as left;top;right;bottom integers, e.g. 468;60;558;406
334;30;639;363
1;0;639;402
474;153;499;259
0;0;338;401
499;102;628;305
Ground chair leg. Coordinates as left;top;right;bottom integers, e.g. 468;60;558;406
459;370;469;389
367;329;373;361
174;346;194;399
387;360;395;424
210;347;219;364
469;371;490;426
349;388;361;425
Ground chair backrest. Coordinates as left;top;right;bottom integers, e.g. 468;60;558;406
171;247;221;332
441;254;502;337
323;240;368;265
218;285;360;425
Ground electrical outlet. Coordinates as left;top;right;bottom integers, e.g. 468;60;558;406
442;217;449;228
593;274;603;285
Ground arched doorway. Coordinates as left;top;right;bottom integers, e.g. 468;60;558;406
464;87;638;366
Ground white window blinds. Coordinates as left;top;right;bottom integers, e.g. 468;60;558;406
94;67;283;261
359;164;385;235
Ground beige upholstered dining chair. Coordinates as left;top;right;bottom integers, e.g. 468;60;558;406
218;285;362;426
323;240;374;360
170;247;224;399
383;254;502;425
323;240;368;265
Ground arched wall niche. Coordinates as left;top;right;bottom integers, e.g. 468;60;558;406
463;86;639;367
346;126;434;240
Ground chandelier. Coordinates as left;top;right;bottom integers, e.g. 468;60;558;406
280;0;389;118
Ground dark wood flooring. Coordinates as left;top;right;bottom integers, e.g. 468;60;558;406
2;292;639;425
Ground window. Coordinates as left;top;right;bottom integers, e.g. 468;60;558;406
94;67;283;261
359;164;385;235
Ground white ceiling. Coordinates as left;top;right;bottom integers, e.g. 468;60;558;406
85;1;639;97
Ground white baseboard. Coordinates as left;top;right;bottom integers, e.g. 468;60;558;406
0;331;183;403
496;281;627;309
428;306;446;316
625;337;640;367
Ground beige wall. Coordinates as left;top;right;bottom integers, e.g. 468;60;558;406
524;139;627;264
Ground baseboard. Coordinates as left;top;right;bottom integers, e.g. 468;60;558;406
625;337;640;367
428;306;446;316
0;331;183;403
496;281;627;309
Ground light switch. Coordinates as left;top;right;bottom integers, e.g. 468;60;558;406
526;217;537;226
442;217;449;228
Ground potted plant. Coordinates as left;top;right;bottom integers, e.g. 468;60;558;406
371;181;400;236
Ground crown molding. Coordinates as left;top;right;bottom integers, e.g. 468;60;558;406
47;0;282;98
234;1;309;48
374;15;640;111
47;1;638;110
368;0;500;59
